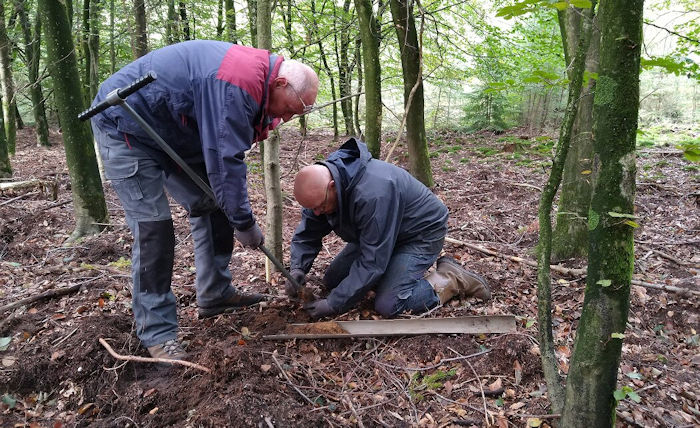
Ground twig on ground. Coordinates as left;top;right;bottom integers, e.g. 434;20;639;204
271;353;316;406
0;191;39;207
344;396;365;428
466;360;492;427
639;244;699;268
52;327;79;346
508;413;561;419
446;236;700;297
98;338;211;373
0;275;103;315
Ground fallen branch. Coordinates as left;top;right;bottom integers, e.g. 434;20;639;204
0;191;39;207
99;338;211;373
446;236;700;297
0;275;102;314
271;353;316;406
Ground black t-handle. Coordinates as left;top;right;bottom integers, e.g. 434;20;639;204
77;71;157;121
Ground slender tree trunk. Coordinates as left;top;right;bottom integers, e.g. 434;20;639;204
390;0;432;186
88;0;100;101
0;1;17;155
166;0;179;44
561;1;642;424
353;36;362;138
110;0;115;72
40;0;109;241
257;0;283;272
216;0;224;38
318;41;338;140
338;0;354;136
82;0;91;104
247;0;257;47
179;2;190;41
225;0;237;43
0;95;9;177
16;0;50;147
536;2;596;414
552;11;600;260
355;0;381;156
133;0;148;57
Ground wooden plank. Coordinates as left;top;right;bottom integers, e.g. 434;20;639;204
263;315;516;340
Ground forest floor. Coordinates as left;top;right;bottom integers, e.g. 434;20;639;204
0;125;698;428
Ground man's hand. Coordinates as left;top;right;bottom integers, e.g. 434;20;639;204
235;222;264;248
303;299;336;319
285;269;306;298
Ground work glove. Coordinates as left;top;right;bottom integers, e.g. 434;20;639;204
285;269;306;298
235;222;264;248
303;299;336;319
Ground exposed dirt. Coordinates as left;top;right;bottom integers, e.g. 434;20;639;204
0;125;698;427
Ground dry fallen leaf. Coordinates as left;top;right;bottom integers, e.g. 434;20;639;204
143;388;157;398
260;364;271;373
2;356;16;367
149;407;158;415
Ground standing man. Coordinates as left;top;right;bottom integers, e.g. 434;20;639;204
91;40;319;360
286;138;490;319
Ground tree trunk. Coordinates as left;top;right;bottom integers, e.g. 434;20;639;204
40;0;109;241
257;0;283;272
389;0;432;187
166;0;179;44
561;1;642;425
88;0;100;101
355;0;381;156
247;0;257;47
0;0;17;155
552;11;601;261
353;36;362;138
133;0;148;57
216;0;224;38
16;0;50;147
0;95;9;177
338;0;354;136
179;2;190;41
110;0;115;72
225;0;237;43
536;2;596;414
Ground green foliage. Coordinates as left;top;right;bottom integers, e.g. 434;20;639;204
676;139;700;163
409;368;457;401
462;84;515;132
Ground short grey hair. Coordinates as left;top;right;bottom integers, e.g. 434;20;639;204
279;59;319;94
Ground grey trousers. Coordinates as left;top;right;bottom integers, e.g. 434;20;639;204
93;124;236;347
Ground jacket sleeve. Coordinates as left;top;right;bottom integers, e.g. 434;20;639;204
326;181;402;313
290;209;333;273
195;79;258;230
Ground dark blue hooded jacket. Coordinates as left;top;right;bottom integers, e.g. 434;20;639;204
91;40;283;230
290;138;449;312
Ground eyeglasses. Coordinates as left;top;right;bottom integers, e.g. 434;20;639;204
288;82;314;114
311;180;332;214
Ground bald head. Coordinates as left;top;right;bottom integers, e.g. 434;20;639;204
294;165;336;215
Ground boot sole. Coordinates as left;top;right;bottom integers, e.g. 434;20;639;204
197;306;238;319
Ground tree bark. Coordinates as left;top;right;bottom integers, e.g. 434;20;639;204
552;9;601;261
561;1;642;425
16;0;50;147
353;36;362;138
247;0;257;47
0;95;9;177
389;0;432;186
40;0;109;241
133;0;148;57
355;0;381;156
0;0;17;155
338;0;355;136
257;0;283;271
225;0;237;43
536;2;596;414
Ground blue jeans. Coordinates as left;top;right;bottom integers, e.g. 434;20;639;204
323;240;442;318
93;124;236;347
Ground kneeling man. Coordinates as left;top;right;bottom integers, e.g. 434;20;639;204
286;138;491;319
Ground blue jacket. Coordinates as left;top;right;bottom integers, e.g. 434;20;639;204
91;40;283;230
290;138;449;312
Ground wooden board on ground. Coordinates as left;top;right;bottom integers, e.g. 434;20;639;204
263;315;516;340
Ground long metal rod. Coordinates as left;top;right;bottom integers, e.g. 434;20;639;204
115;101;301;289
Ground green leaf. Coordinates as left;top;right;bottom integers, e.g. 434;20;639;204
624;220;640;228
597;279;612;287
608;211;637;219
525;319;535;328
0;337;11;351
627;391;641;403
551;1;568;10
588;209;599;231
495;398;504;407
611;332;625;339
1;394;16;408
625;371;643;380
570;0;592;8
613;389;626;401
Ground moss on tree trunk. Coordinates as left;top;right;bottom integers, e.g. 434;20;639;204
561;1;642;425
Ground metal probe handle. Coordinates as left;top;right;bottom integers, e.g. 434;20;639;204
78;71;157;121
